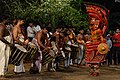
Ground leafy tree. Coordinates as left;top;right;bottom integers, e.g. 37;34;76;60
0;0;89;31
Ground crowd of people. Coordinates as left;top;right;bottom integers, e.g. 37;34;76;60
0;16;120;79
0;17;87;79
106;28;120;65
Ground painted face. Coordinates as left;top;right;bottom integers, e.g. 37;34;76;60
93;24;99;30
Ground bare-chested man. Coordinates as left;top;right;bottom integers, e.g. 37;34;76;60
12;19;29;74
0;17;13;79
52;27;64;70
34;28;49;51
30;26;49;73
12;19;28;45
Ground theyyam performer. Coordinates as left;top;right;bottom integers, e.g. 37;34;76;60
84;18;108;76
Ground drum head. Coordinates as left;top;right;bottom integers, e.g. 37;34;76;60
49;50;55;57
15;44;27;52
28;42;36;48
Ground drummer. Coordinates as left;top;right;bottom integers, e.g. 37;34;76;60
0;17;13;79
30;25;50;73
52;26;63;71
12;18;29;74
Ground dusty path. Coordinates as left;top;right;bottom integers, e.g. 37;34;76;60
5;63;120;80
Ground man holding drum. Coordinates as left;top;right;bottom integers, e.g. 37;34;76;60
12;18;29;74
30;26;49;73
0;17;13;79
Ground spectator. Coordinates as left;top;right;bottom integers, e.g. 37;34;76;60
33;23;41;33
112;28;120;65
27;22;35;42
106;34;112;65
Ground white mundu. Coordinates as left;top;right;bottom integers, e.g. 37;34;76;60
0;35;12;76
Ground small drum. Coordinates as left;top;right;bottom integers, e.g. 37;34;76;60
42;50;55;65
25;42;38;61
9;44;27;66
55;51;65;63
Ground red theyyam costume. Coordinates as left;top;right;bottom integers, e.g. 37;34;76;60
83;2;109;76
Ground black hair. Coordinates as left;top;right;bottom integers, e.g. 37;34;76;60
0;15;8;23
40;23;45;29
13;18;24;25
64;29;70;37
28;20;34;24
50;36;56;42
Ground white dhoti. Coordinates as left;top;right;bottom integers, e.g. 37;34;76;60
0;36;12;76
14;61;25;73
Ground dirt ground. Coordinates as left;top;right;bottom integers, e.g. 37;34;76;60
4;63;120;80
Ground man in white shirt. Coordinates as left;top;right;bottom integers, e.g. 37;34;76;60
33;23;41;33
27;22;35;42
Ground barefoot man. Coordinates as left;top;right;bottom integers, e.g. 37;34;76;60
0;17;13;79
31;26;50;73
12;18;29;74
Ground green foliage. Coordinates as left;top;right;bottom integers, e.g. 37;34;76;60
1;0;89;31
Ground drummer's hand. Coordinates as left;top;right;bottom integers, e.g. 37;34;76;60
71;44;74;46
48;47;51;49
24;39;29;45
44;47;50;51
